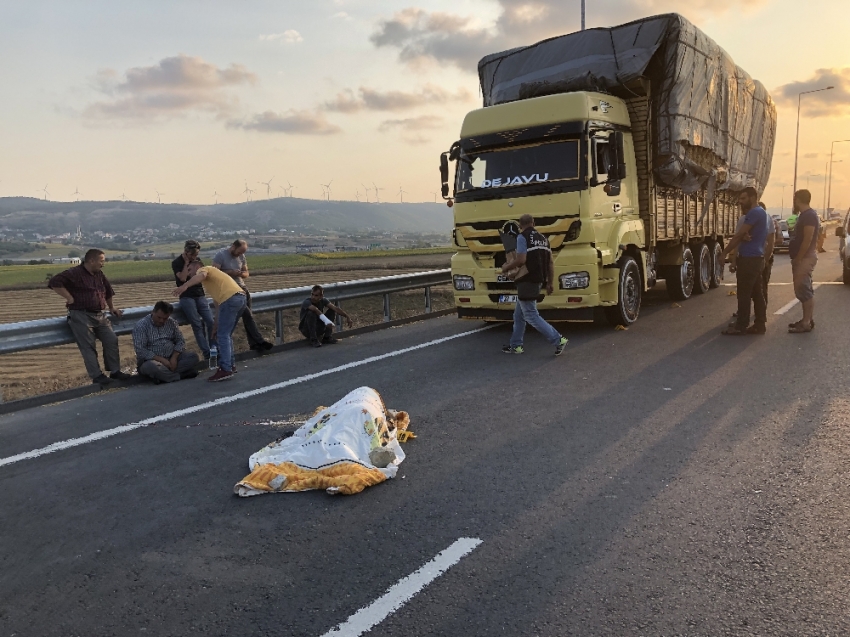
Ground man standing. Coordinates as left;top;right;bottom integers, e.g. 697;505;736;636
721;188;770;335
173;261;246;382
501;214;568;356
48;248;131;385
212;239;273;352
299;285;353;347
133;301;200;384
787;189;820;333
172;240;214;359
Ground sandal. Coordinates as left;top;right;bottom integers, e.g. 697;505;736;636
788;322;813;333
746;324;766;335
788;319;815;330
721;327;747;335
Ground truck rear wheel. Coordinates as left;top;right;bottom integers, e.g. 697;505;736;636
605;256;641;325
665;246;695;300
693;242;711;294
709;242;723;288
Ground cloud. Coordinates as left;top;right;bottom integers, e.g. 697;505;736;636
378;115;443;132
84;54;256;121
259;30;304;44
803;152;821;159
324;84;471;112
228;110;341;135
331;11;353;21
774;68;850;117
371;1;768;69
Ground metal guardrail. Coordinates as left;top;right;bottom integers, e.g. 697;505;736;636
0;269;452;356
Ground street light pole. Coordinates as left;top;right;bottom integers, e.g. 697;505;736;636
827;139;850;213
792;86;834;207
581;0;585;30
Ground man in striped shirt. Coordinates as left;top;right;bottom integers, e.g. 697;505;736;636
132;301;200;383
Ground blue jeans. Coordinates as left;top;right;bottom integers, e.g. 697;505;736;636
216;293;246;372
511;300;562;347
179;296;215;358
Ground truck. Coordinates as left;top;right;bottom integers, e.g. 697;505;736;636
440;14;777;325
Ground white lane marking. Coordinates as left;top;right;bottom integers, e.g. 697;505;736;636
722;282;841;286
0;326;494;468
774;283;821;315
320;537;483;637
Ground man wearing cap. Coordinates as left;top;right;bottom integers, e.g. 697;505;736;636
172;240;214;359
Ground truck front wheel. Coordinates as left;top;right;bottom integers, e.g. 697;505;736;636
605;256;642;325
665;246;695;300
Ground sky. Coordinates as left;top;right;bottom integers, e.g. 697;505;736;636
1;0;849;212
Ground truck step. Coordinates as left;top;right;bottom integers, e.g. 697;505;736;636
598;277;616;284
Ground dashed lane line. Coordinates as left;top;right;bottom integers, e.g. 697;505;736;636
320;537;483;637
774;284;822;315
0;326;494;469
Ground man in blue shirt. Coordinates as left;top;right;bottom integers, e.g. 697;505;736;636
787;189;820;333
721;187;769;335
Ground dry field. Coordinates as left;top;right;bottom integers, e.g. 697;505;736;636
0;256;454;402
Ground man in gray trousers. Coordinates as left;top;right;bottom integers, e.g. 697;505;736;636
132;301;200;384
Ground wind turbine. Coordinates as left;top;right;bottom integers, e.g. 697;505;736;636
242;180;252;202
361;183;371;203
398;186;408;203
121;192;127;202
431;191;438;203
71;186;81;201
258;176;274;199
355;190;361;202
38;184;49;200
321;179;333;201
155;189;165;204
373;182;384;204
287;181;294;197
212;190;220;205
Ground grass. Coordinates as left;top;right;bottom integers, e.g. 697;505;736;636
0;247;455;287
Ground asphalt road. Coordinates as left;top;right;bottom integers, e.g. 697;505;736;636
2;239;849;637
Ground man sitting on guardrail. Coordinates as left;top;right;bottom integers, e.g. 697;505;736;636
132;301;200;384
300;285;353;347
48;248;132;386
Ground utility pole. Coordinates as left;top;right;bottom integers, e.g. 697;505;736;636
581;0;585;30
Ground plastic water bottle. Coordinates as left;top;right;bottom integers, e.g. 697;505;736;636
209;345;218;370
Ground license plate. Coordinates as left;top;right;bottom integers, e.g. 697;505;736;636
496;274;511;282
498;294;517;303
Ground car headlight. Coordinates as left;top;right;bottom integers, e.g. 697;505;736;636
559;272;590;289
453;275;475;291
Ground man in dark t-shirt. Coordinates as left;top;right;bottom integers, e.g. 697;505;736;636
299;285;353;347
788;189;820;333
171;240;215;358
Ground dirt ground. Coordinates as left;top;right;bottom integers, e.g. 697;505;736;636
0;287;455;402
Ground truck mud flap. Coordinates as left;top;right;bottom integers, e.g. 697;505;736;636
457;307;595;321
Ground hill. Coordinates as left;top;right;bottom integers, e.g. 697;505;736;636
0;197;454;235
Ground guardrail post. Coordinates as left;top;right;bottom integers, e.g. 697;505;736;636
424;286;432;313
383;294;391;322
274;309;284;345
334;299;343;333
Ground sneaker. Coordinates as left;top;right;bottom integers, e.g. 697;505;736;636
110;370;131;381
745;324;766;335
310;340;322;348
554;336;568;356
92;373;111;385
208;368;233;382
180;370;199;380
502;345;524;354
261;341;274;351
323;336;339;345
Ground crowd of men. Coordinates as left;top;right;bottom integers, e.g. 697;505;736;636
48;239;354;385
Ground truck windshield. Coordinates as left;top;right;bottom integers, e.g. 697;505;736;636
456;139;581;195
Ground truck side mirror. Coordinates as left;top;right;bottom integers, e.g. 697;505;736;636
440;153;450;198
612;131;627;180
836;226;846;238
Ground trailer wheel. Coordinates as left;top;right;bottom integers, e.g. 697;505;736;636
605;256;641;325
666;246;695;300
709;242;723;288
693;242;711;294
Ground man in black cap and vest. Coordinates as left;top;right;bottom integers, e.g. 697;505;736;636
501;214;568;356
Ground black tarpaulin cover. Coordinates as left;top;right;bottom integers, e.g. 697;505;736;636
477;14;776;194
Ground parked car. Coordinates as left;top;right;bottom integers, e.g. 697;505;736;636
835;211;850;284
774;220;790;253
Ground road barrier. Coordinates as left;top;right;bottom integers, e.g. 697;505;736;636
0;269;451;356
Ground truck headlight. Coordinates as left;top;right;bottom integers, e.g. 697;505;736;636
559;272;590;289
453;275;475;291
